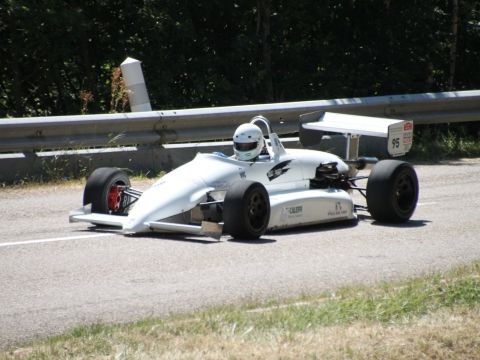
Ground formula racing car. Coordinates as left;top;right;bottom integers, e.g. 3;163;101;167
70;112;418;239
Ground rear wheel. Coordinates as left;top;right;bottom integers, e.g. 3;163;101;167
83;167;131;215
223;180;270;239
366;160;419;223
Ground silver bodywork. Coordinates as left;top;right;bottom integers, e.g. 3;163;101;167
70;112;413;238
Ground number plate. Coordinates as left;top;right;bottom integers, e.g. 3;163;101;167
387;121;414;157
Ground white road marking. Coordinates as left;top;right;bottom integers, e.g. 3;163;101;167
417;202;438;206
246;301;314;313
0;233;115;248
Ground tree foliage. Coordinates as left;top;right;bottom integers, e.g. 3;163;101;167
1;0;479;117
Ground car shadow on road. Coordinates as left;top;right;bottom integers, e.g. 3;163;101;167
227;238;277;244
357;214;431;228
264;218;360;238
78;226;219;245
78;226;277;245
130;232;221;245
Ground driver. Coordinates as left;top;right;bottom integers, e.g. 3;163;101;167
233;123;265;161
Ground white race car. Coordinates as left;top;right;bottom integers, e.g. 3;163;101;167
70;112;418;240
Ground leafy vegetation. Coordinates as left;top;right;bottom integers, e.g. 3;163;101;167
409;123;480;160
2;261;480;359
1;1;480;118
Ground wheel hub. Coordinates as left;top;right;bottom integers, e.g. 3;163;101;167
248;193;267;229
396;174;415;211
108;185;123;212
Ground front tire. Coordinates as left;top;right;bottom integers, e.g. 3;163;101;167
366;160;419;223
83;167;131;215
223;180;270;239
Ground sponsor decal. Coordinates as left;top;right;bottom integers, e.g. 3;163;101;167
327;202;348;217
403;133;413;145
404;122;413;131
267;160;292;181
152;180;166;188
287;205;303;215
239;169;247;179
280;205;303;221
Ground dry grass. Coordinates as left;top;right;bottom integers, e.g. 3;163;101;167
2;263;480;360
7;306;479;359
155;306;480;360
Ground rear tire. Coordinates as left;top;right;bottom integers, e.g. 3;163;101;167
83;167;131;214
366;160;419;223
223;180;270;239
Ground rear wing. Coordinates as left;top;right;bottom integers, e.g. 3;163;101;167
300;111;413;159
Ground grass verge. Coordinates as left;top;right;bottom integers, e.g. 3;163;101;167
2;262;480;359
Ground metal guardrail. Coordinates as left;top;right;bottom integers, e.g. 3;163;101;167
1;90;479;153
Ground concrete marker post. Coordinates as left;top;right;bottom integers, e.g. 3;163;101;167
120;57;152;112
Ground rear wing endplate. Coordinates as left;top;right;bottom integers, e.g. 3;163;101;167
300;112;413;158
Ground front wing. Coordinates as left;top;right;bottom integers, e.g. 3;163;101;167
69;207;223;239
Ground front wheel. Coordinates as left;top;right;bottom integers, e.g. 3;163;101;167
223;180;270;239
83;167;131;215
366;160;419;223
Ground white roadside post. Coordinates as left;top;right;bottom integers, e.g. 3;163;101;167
120;57;152;112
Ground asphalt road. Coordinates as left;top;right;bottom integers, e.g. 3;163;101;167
1;159;479;348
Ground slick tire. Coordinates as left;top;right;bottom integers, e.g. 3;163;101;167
366;160;419;223
223;180;270;239
83;167;131;214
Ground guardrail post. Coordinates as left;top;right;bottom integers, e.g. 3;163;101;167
120;57;152;112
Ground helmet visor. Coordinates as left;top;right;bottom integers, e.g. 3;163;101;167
234;141;258;151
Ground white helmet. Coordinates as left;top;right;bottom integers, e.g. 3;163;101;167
233;123;264;161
